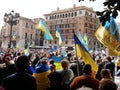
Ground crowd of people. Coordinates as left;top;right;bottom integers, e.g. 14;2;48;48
0;47;119;90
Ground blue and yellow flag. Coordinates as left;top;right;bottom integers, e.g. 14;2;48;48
95;16;120;56
84;33;88;45
74;34;98;72
78;31;87;46
36;20;53;40
55;25;64;45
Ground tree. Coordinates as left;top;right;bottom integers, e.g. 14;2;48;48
79;0;120;26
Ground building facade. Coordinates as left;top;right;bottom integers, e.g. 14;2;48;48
44;4;104;51
1;17;43;49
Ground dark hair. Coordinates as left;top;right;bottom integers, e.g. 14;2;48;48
99;79;117;90
101;69;112;79
48;71;62;83
15;55;29;72
106;56;111;62
49;60;54;64
83;64;92;74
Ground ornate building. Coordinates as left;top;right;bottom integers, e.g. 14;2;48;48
44;4;104;51
1;17;43;49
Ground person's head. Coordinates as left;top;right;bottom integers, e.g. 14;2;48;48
61;59;70;70
50;65;56;72
101;69;112;79
41;57;48;65
49;60;54;65
82;64;92;75
106;56;111;62
4;56;14;66
15;55;29;72
99;79;117;90
48;71;62;87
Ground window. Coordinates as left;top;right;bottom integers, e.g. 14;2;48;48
60;14;62;18
71;13;73;17
79;11;82;14
75;12;77;16
50;16;51;20
55;15;56;19
26;23;29;28
65;14;67;18
66;19;68;23
25;33;27;38
85;11;89;16
57;15;59;19
52;16;54;19
61;20;63;23
68;13;70;17
85;23;87;27
95;15;96;18
46;16;48;20
31;25;33;29
90;13;92;17
90;24;93;28
63;14;64;18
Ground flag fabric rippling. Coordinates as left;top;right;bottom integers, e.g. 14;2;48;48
55;25;64;45
78;31;87;46
95;16;120;56
74;34;98;72
36;20;53;40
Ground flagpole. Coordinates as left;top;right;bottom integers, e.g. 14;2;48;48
73;31;80;76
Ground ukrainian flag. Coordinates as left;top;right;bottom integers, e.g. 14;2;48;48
78;31;87;46
84;33;88;45
55;25;64;45
95;16;120;56
33;64;50;90
36;20;53;40
74;34;98;72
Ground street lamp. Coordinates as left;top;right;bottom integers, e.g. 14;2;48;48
4;10;20;48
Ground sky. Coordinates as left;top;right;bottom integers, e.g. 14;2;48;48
0;0;119;29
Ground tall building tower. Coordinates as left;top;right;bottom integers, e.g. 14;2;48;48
44;5;103;51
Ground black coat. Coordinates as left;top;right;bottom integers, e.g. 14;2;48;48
2;72;37;90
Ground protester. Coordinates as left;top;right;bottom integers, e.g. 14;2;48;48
70;62;83;77
70;64;99;90
1;55;37;90
48;60;56;72
47;71;63;90
33;57;50;90
95;59;104;80
100;69;113;81
0;56;16;84
104;56;115;80
99;79;118;90
59;59;74;89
